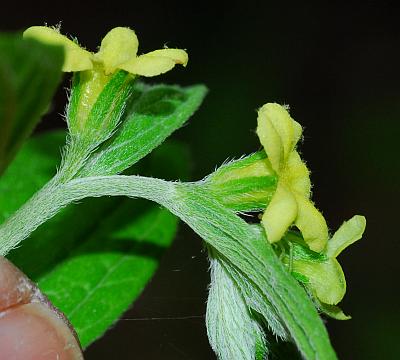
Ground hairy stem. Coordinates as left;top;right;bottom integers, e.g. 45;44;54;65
0;175;167;255
0;175;337;359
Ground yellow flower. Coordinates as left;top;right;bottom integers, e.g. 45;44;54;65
23;26;188;76
256;103;328;252
255;104;366;311
23;26;188;135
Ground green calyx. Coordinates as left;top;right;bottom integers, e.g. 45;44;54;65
57;69;136;182
67;68;136;143
204;151;278;212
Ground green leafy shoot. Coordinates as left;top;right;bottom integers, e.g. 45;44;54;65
0;26;364;360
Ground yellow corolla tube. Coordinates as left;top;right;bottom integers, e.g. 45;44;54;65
23;26;188;77
256;103;328;252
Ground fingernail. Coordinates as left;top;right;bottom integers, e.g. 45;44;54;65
0;256;33;311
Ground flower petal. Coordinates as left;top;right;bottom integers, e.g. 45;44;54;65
119;49;188;77
261;183;297;243
95;27;139;75
286;150;311;197
326;215;366;258
23;26;93;72
294;194;328;252
257;103;302;172
144;49;188;66
292;119;303;147
292;258;346;305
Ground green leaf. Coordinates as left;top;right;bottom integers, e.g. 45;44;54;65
206;251;268;360
0;34;63;175
37;200;178;348
1;130;190;348
0;131;64;223
216;249;288;340
208;253;306;359
78;82;207;176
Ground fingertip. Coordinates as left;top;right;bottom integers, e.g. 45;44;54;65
0;257;83;359
0;303;83;360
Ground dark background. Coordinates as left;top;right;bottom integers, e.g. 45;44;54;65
2;1;399;358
